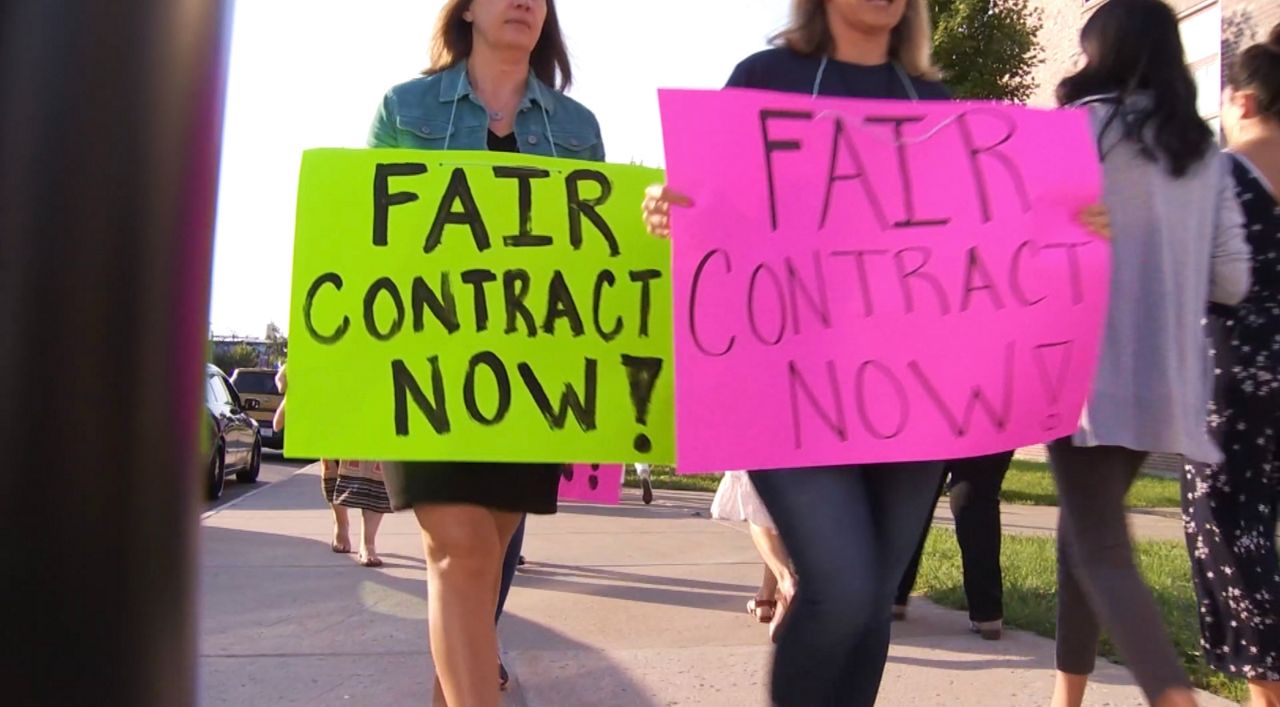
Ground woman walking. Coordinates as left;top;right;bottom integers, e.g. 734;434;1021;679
368;1;604;704
1183;25;1280;707
1051;2;1252;705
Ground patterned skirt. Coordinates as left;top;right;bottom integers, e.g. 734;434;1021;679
322;460;392;514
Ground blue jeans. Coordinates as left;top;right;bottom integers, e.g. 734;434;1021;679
750;461;945;707
496;515;526;624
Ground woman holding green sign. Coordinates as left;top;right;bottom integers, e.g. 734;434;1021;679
367;1;603;705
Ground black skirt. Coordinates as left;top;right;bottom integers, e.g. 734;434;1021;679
382;461;562;515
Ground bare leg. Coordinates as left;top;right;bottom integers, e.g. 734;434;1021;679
749;522;796;600
359;509;384;566
1051;671;1088;707
1250;681;1280;707
1152;688;1199;707
415;504;522;707
330;504;351;553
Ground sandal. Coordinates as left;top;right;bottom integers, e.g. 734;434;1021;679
499;661;510;691
357;551;383;568
747;598;777;623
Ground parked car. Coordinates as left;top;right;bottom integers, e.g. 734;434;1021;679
229;367;284;449
204;364;262;500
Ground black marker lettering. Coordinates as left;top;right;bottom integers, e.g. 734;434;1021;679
502;269;536;337
461;269;497;332
955;110;1031;223
747;263;787;346
519;358;598;431
304;272;349;344
392;357;450;435
760;109;813;231
463;351;512;425
629;269;662;338
864;115;950;228
959;246;1007;312
894;247;951;315
425;168;491;253
543;271;585;337
787;360;848;450
822;116;889;231
373;162;427;247
565;169;619;256
830;249;889;317
855;360;910;440
412;274;460;334
689;249;735;356
493;166;553;248
1010;240;1047;307
593;270;623;342
363;277;405;342
1041;242;1088;305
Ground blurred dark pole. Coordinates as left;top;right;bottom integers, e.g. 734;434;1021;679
0;1;233;705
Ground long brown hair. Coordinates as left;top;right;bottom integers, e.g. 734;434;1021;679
425;0;573;90
772;0;940;80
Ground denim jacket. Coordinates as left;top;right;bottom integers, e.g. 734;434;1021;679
367;61;605;162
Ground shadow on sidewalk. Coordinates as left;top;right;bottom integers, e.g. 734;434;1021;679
201;525;657;706
513;561;757;614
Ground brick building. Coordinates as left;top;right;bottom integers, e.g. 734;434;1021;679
1026;0;1280;128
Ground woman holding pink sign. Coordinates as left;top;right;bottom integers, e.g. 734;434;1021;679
644;1;1115;704
366;0;605;704
648;1;949;705
1050;1;1252;706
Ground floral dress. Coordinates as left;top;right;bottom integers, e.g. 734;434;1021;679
1183;154;1280;681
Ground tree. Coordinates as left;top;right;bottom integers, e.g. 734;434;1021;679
930;0;1044;102
264;321;287;366
213;343;260;375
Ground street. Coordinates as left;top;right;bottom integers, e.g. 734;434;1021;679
206;452;309;512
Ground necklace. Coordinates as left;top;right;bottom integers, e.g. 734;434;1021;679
488;110;505;122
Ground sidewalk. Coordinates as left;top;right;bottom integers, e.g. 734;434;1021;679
199;465;1237;706
931;498;1187;542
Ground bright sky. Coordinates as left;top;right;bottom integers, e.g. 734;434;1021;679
209;0;791;338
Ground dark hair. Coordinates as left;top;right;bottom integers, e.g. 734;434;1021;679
1226;23;1280;123
426;0;572;90
1056;0;1213;178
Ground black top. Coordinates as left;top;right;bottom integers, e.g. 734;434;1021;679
725;48;951;101
487;129;519;152
1210;155;1280;399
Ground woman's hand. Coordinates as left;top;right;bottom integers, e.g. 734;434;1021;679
1077;203;1111;240
642;184;694;238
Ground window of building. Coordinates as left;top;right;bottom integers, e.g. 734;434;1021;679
1180;2;1222;135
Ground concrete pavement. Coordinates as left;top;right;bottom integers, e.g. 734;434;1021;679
199;465;1237;706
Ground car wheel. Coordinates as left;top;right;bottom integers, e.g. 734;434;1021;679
237;440;261;484
207;445;226;501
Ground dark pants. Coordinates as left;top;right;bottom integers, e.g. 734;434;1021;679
895;451;1013;622
1050;440;1190;702
750;461;945;707
496;515;526;624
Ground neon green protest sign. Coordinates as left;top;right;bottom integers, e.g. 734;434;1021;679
286;149;673;464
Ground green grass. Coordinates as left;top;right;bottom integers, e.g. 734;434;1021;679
1001;459;1182;509
622;465;722;493
623;459;1183;509
914;528;1247;702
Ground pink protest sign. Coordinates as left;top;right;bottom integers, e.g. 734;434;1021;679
658;88;1109;473
558;463;623;504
